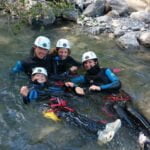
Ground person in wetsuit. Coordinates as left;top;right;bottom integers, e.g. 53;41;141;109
11;36;52;77
65;51;150;136
20;67;122;145
65;51;121;94
49;39;81;77
20;67;65;104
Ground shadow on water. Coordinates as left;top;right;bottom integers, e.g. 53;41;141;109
0;16;150;150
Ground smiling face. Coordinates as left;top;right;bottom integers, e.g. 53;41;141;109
83;59;97;70
32;73;47;83
57;48;69;60
34;47;48;59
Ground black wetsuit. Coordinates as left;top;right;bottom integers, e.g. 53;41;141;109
22;81;65;104
50;55;81;75
57;111;105;134
12;55;52;77
22;56;52;76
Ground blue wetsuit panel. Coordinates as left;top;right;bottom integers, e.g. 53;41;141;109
28;89;38;101
100;68;120;90
71;75;85;84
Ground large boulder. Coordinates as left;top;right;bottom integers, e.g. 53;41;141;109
130;10;150;23
31;5;56;27
125;0;150;12
71;0;95;11
82;0;105;17
112;18;146;33
62;9;79;22
106;0;129;16
138;32;150;48
116;32;140;52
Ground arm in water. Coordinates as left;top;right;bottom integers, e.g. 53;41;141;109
11;60;24;74
21;84;65;104
65;75;86;95
100;69;121;91
20;86;39;104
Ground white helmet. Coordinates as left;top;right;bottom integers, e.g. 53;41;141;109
32;67;48;76
56;39;71;49
82;51;98;63
34;36;51;50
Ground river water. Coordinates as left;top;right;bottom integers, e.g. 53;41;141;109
0;17;150;150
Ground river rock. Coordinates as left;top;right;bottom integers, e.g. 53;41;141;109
112;17;146;32
31;6;56;27
84;25;108;35
95;15;112;23
75;0;94;10
62;10;79;21
82;0;105;17
106;10;120;18
114;27;125;37
138;32;150;48
130;11;150;24
106;0;129;16
125;0;150;12
116;32;140;51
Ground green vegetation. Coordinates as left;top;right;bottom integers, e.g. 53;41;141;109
0;0;74;33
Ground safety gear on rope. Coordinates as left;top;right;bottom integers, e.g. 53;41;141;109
82;51;97;63
32;67;48;76
104;91;131;102
48;97;75;112
34;36;51;50
56;39;71;49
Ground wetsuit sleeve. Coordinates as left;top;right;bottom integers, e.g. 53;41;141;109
28;89;38;101
11;61;24;73
21;85;39;104
22;88;39;104
100;69;121;90
70;75;86;84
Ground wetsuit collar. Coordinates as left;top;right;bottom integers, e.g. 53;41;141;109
86;64;100;75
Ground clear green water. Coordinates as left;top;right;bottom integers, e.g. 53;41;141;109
0;17;150;150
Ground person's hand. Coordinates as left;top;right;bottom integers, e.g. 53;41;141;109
65;82;75;88
89;85;101;91
20;86;29;96
75;87;85;95
69;66;78;73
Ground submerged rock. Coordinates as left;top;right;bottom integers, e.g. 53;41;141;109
116;32;140;52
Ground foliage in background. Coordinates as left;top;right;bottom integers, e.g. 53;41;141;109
0;0;74;33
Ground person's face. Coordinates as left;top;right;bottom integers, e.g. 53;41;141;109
34;47;48;59
83;59;97;70
32;73;47;83
58;48;69;60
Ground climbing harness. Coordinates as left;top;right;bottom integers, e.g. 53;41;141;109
104;90;131;102
48;97;75;113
